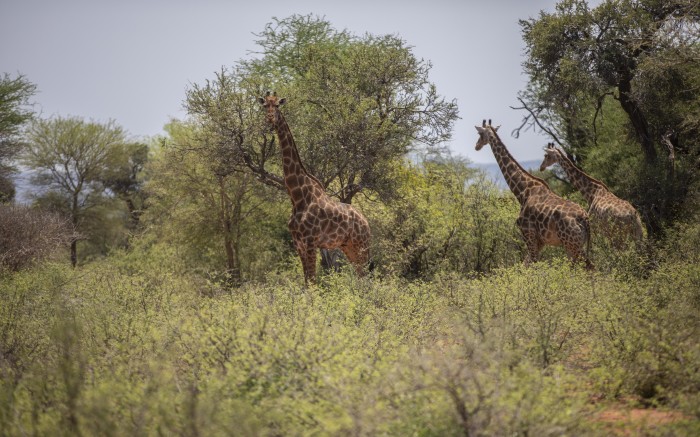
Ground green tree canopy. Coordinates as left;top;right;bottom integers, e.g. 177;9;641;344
144;121;288;283
0;73;36;201
366;154;521;278
100;140;149;230
517;0;700;235
186;14;459;204
22;116;134;266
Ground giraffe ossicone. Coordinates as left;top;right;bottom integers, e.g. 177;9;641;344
259;92;371;284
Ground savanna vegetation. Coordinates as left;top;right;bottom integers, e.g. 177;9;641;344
1;1;699;435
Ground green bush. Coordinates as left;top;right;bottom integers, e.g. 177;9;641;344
439;262;598;369
365;164;523;279
1;244;698;435
589;262;700;410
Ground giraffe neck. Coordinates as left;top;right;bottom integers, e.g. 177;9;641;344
274;110;324;199
489;135;548;205
554;151;607;204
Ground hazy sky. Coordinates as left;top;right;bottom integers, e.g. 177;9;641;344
1;0;589;164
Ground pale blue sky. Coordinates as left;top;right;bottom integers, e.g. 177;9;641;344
0;0;596;164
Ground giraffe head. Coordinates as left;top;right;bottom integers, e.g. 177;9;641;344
257;91;286;125
474;119;500;151
539;142;560;171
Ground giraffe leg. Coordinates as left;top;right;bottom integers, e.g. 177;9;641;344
294;242;318;285
632;216;645;242
558;217;593;270
581;219;594;270
357;243;371;275
567;246;594;270
564;238;594;270
524;241;542;266
520;227;541;266
564;242;582;264
301;248;318;285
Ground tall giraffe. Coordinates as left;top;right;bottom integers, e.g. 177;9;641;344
475;120;593;268
258;92;371;284
539;143;644;246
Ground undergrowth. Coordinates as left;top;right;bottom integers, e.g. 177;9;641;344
0;246;698;436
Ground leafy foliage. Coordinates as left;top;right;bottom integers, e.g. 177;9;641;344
367;155;522;278
0;73;36;202
519;0;700;235
186;14;458;203
2;248;698;435
22;116;141;265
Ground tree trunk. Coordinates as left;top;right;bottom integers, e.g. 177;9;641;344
70;240;77;268
71;193;79;268
124;197;140;230
219;177;241;286
222;225;241;285
618;74;657;164
320;248;343;273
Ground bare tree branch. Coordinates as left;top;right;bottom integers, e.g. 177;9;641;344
511;97;563;145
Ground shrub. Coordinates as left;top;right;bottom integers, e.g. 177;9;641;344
589;262;700;409
394;339;591;436
0;204;74;272
439;262;598;369
1;246;698;435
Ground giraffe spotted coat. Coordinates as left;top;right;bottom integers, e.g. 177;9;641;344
540;144;644;247
475;120;593;269
259;93;371;284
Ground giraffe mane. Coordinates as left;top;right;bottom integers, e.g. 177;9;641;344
553;147;610;191
488;125;551;189
275;107;326;190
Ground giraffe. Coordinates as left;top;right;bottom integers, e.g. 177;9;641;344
475;120;593;269
258;92;371;284
539;143;644;246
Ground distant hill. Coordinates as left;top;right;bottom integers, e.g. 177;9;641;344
12;160;542;204
472;160;541;189
11;167;33;204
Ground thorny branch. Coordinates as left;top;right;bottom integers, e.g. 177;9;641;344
510;97;563;146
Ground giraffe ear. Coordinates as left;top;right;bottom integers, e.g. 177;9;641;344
493;125;500;132
475;126;485;133
257;97;265;105
278;98;286;105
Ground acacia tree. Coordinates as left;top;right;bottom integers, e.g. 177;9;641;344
23;116;129;266
517;0;700;235
145;121;287;283
0;73;36;202
100;141;148;231
185;15;458;272
186;15;458;204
